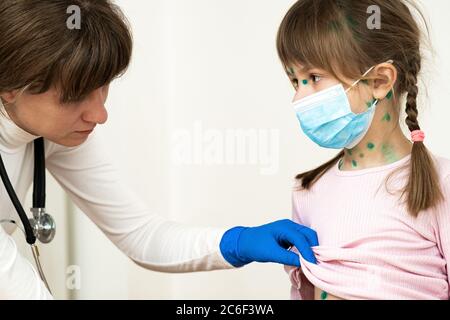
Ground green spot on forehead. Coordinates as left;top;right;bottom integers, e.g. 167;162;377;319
346;149;353;156
367;142;375;150
321;291;328;300
302;79;308;85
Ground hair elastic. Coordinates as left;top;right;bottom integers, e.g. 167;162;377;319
411;130;425;142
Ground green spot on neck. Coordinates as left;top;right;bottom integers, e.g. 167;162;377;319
382;113;391;122
386;90;393;100
367;142;375;150
381;143;399;163
321;291;328;300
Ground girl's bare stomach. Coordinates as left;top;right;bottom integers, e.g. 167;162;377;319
314;287;344;300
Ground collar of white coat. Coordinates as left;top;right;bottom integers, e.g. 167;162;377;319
0;99;40;153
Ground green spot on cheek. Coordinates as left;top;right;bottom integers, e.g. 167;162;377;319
347;149;353;156
366;98;377;109
359;153;364;158
302;79;308;85
367;142;375;150
352;160;358;168
382;113;391;122
321;291;328;300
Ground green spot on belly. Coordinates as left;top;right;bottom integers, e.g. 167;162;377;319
352;160;358;167
302;79;308;85
321;291;328;300
367;142;375;150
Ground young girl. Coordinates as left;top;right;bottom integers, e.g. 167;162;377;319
278;0;450;299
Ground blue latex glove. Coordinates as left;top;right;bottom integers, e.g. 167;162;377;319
220;219;318;268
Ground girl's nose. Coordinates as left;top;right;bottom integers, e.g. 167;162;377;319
293;84;314;103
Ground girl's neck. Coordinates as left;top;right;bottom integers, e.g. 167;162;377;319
339;104;413;171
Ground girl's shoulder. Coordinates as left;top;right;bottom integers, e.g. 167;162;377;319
431;153;450;182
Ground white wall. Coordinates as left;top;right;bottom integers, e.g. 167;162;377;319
16;0;449;299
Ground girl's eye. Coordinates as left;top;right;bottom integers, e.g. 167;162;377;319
311;74;322;83
291;78;299;89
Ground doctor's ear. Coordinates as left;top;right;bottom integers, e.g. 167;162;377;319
371;62;397;100
1;90;21;105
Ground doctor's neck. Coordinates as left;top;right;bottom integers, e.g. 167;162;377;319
339;98;413;171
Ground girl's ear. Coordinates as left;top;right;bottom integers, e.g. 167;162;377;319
372;62;397;100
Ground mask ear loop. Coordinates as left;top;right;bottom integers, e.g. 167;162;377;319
344;60;395;109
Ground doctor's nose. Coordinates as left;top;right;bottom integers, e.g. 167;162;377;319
81;88;109;125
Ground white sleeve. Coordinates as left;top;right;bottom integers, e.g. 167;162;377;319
0;226;53;300
45;132;235;273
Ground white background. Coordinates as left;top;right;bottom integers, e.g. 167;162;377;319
15;0;450;299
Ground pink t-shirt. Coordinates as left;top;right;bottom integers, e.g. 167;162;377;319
285;152;450;300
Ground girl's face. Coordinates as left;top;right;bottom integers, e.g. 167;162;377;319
1;85;110;147
287;64;377;114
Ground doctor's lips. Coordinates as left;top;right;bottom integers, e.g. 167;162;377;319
76;127;95;134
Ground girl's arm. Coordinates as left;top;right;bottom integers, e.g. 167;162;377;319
46;132;235;273
284;188;315;300
436;174;450;297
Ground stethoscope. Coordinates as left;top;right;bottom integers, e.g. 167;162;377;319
0;137;55;294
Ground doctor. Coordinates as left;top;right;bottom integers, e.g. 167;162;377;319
0;0;318;299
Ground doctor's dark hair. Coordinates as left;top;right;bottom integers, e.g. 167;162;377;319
0;0;132;105
277;0;444;217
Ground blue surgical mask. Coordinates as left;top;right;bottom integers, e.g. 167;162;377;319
292;60;393;149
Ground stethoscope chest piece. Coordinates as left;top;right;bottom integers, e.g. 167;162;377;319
29;208;56;244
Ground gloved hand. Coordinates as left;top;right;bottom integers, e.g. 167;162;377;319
220;219;318;268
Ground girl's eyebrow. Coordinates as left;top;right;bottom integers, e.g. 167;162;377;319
286;65;324;76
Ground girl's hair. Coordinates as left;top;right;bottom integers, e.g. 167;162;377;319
0;0;132;105
276;0;444;217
